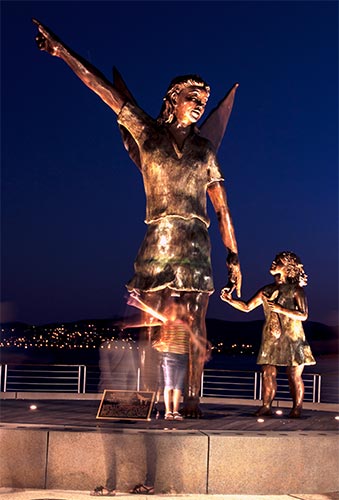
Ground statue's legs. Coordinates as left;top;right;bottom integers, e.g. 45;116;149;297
255;364;277;416
286;364;304;418
180;291;209;417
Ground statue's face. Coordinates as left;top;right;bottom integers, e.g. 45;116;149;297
172;86;209;126
270;256;285;277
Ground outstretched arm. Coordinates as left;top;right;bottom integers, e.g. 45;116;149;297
208;181;242;297
33;18;125;114
220;288;263;313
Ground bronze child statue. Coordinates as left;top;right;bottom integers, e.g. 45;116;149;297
221;251;316;418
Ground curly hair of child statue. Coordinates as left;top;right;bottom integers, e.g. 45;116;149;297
275;251;308;287
221;251;316;419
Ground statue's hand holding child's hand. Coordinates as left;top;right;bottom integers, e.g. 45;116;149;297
220;288;233;303
226;252;242;297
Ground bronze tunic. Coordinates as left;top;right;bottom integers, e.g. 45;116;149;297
257;283;316;366
117;103;224;294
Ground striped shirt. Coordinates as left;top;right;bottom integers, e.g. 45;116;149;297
160;320;190;355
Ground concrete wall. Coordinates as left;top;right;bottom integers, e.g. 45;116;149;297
0;429;48;489
1;427;338;494
207;430;339;494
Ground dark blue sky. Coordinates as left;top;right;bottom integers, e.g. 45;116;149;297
1;1;338;326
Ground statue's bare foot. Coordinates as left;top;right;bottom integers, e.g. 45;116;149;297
288;407;302;418
254;405;273;417
182;397;203;419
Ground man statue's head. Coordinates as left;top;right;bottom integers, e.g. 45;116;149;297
158;75;210;125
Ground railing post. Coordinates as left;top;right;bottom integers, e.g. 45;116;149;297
82;365;87;394
4;364;8;393
317;374;322;403
254;371;257;400
200;370;204;398
258;371;262;401
312;374;316;403
77;365;81;394
137;368;140;391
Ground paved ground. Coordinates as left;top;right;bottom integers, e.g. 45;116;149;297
0;488;339;500
1;398;339;432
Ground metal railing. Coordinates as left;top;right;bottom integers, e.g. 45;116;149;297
0;363;326;403
200;369;322;403
201;369;260;400
1;364;86;394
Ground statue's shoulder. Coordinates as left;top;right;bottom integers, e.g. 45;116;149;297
120;101;156;127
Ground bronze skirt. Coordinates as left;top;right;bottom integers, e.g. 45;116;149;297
127;217;213;294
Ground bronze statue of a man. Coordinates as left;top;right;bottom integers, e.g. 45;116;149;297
33;19;242;415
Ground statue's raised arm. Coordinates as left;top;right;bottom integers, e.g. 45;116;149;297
33;18;125;114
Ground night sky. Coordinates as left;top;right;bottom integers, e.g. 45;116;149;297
1;1;338;326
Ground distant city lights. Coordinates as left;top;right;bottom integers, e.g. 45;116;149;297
0;324;136;350
1;324;254;355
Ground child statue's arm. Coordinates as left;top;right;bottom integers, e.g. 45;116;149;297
220;288;263;313
267;287;308;321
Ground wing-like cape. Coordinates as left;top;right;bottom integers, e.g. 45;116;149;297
199;83;239;153
113;67;142;170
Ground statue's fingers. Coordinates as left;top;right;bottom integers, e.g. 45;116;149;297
35;35;47;50
222;282;235;296
35;36;42;48
37;25;50;38
32;19;50;38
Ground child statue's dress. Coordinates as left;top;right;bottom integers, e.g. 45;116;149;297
257;283;316;366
